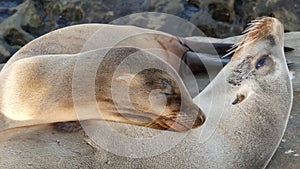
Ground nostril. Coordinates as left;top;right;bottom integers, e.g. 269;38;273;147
192;109;206;128
232;94;246;105
199;110;206;124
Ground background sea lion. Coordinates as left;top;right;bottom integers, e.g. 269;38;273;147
0;23;219;99
1;24;191;73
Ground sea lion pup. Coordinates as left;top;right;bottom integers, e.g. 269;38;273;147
76;17;292;168
0;46;205;132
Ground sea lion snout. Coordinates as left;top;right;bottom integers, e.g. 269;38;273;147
144;94;205;132
151;105;205;132
171;102;206;131
192;107;206;129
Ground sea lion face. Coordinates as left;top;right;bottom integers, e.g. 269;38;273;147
227;17;288;105
96;47;205;132
113;68;205;132
228;39;280;87
214;18;292;164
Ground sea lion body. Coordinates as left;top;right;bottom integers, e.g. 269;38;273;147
0;24;210;131
0;46;205;131
71;17;291;168
2;23;235;75
0;17;293;168
75;17;291;168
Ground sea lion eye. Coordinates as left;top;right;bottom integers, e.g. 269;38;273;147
160;92;172;96
255;54;268;69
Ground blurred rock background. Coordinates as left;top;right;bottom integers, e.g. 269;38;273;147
0;1;299;168
0;0;300;63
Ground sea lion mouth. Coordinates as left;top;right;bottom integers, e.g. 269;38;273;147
146;111;205;132
146;116;189;132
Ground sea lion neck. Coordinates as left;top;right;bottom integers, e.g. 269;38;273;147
195;17;291;138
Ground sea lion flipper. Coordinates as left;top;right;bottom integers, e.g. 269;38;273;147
284;46;294;52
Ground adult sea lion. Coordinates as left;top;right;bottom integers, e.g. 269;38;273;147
65;17;290;168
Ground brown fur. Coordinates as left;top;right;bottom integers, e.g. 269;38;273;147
227;17;279;60
0;46;205;132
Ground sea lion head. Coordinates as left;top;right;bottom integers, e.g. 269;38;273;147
197;17;293;166
98;47;205;132
209;18;293;159
225;17;290;105
128;69;205;132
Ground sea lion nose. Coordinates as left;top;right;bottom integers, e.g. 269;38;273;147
178;102;206;130
192;108;206;129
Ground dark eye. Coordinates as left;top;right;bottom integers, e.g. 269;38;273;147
160;92;172;96
255;54;268;69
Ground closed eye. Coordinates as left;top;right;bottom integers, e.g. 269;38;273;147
160;92;177;97
255;54;269;69
160;92;172;96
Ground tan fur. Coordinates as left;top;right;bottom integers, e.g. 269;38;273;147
2;24;189;72
65;17;290;168
227;17;283;61
0;24;204;132
0;17;293;169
